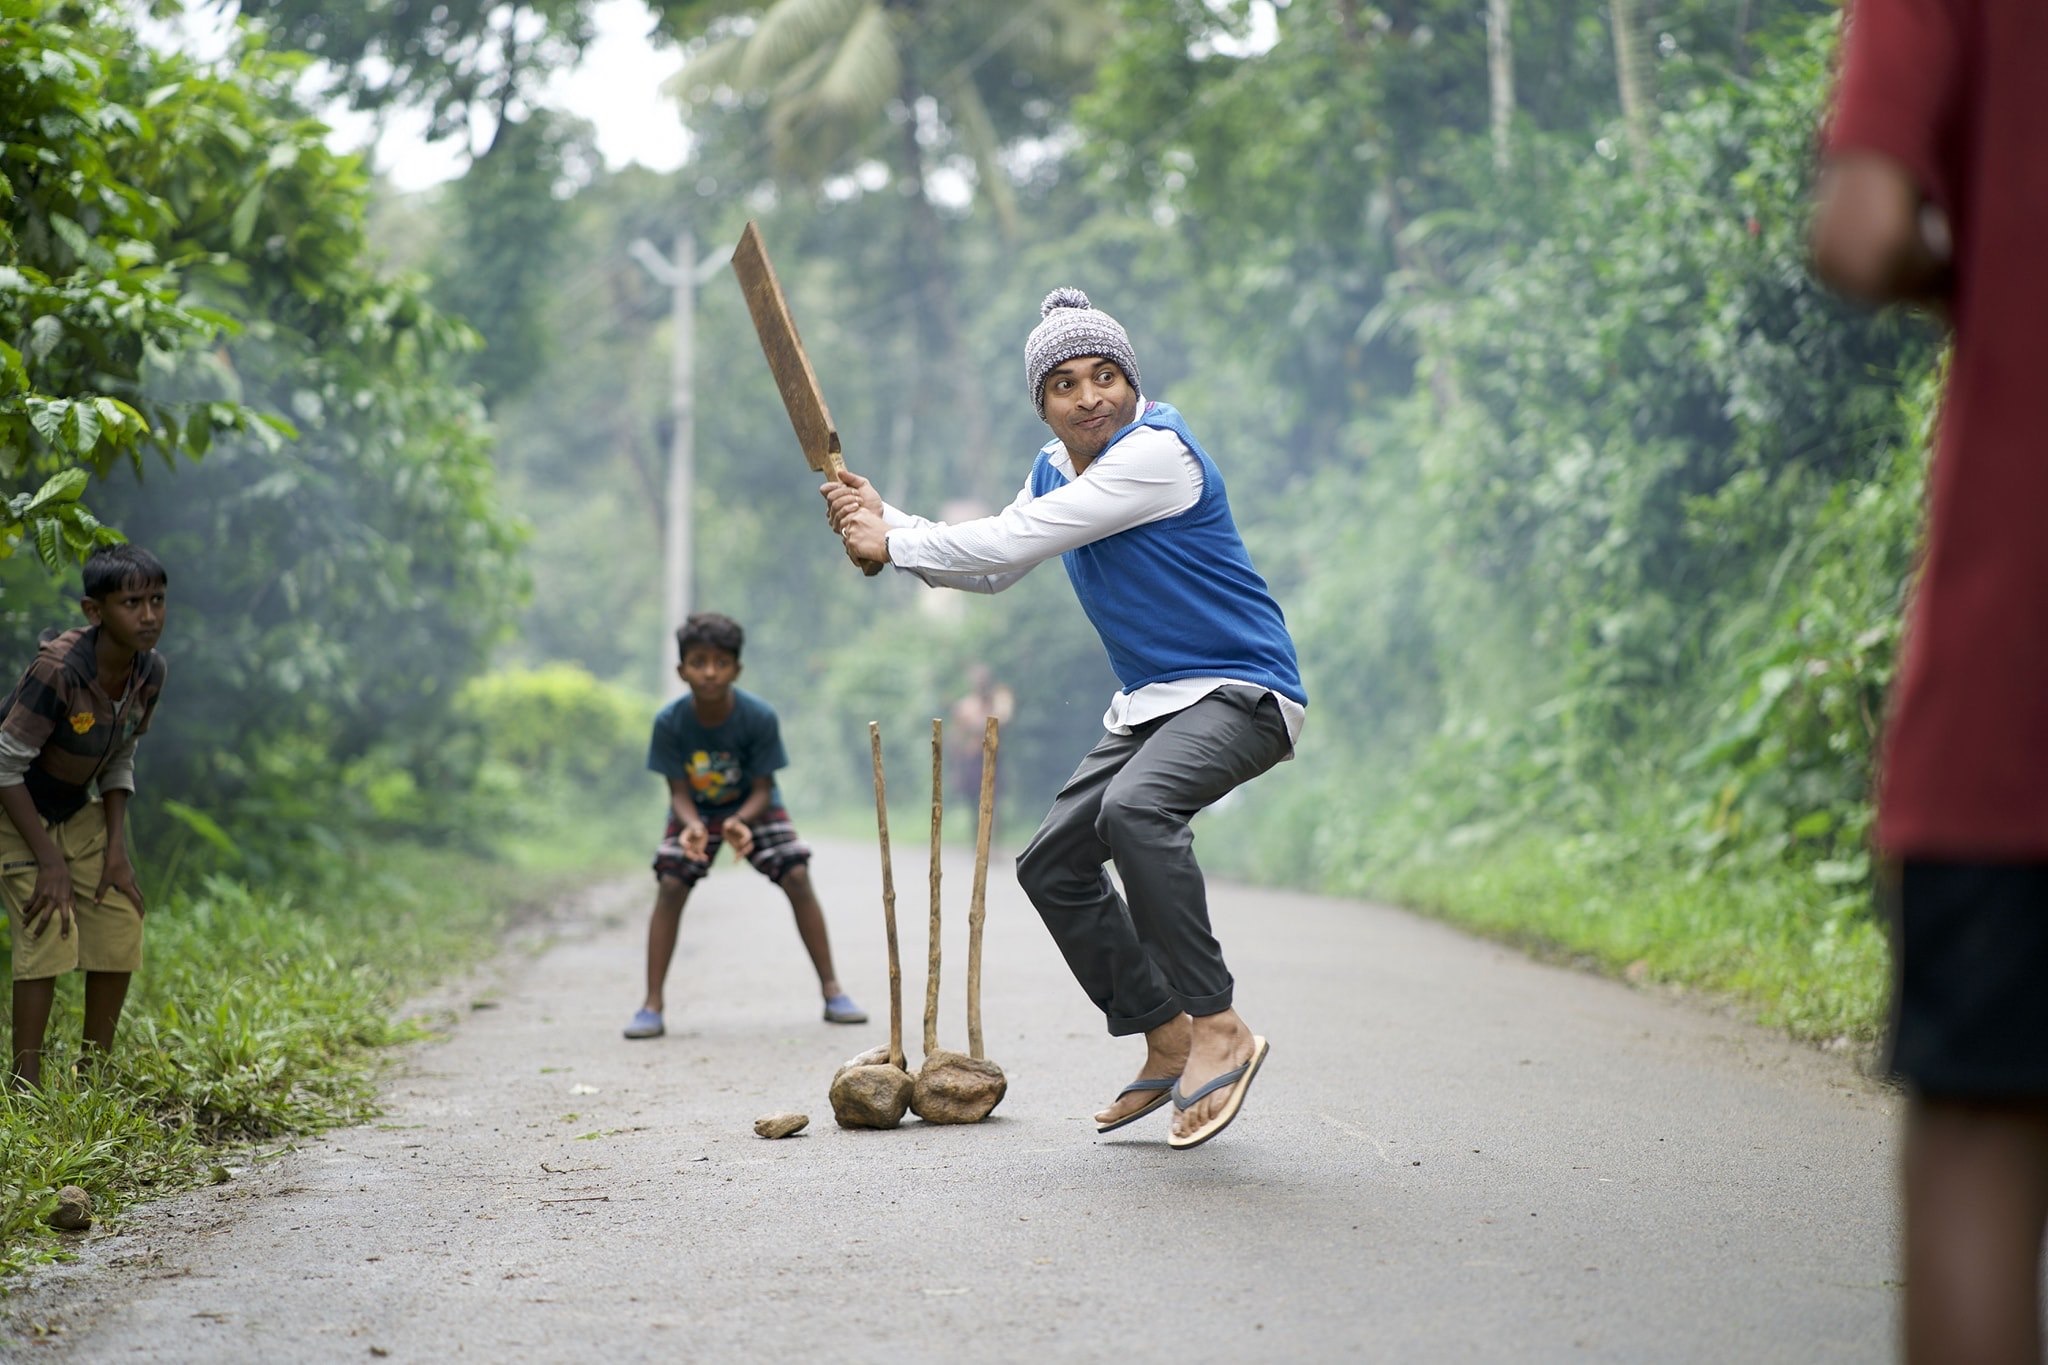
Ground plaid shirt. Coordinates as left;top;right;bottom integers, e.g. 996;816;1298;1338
0;627;166;824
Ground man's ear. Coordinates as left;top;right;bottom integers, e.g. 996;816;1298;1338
674;662;687;682
79;596;102;625
732;660;744;682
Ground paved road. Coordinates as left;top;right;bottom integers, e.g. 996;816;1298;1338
2;837;1898;1362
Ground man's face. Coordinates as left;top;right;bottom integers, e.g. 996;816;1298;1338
677;644;741;702
83;578;167;654
1042;356;1139;463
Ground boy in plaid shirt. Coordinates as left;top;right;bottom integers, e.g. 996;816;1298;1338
0;545;168;1086
623;612;865;1038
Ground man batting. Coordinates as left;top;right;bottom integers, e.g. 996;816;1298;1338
823;288;1306;1149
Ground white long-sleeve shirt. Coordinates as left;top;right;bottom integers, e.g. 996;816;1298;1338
882;405;1305;746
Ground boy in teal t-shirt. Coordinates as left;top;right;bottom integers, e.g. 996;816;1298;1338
624;612;864;1038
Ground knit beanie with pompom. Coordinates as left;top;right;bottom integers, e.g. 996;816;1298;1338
1023;287;1142;419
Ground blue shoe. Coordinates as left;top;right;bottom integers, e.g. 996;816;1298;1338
623;1008;665;1039
822;993;868;1024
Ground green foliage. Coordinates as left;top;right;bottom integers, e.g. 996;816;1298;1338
427;110;593;402
459;663;650;790
0;6;531;876
1173;13;1929;1040
0;1;300;561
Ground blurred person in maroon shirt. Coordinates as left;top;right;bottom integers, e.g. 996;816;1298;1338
1814;2;2048;1361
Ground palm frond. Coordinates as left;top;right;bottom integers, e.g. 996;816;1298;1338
740;0;875;88
941;73;1019;239
810;4;901;121
669;34;748;100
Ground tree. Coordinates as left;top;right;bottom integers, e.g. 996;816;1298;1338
220;0;600;160
428;109;596;402
5;3;524;864
663;0;1099;497
1;2;301;568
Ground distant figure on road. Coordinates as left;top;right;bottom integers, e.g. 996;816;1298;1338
823;288;1306;1149
947;663;1015;817
0;545;169;1087
1813;4;2048;1361
622;612;865;1040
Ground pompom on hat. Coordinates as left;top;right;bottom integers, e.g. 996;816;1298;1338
1024;287;1142;419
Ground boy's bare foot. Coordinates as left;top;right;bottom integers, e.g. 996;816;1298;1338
1094;1013;1192;1127
1171;1009;1258;1143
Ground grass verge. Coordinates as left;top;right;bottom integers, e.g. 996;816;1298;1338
1370;830;1890;1046
0;818;639;1280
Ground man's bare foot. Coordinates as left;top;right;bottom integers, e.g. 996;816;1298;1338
1171;1009;1257;1142
1094;1014;1192;1127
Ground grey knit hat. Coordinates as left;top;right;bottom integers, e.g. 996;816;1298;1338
1024;287;1142;419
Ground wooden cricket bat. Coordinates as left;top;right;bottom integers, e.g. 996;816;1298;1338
730;221;884;576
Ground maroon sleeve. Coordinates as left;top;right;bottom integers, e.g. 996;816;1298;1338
1825;0;1964;214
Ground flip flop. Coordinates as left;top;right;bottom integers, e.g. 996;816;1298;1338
1167;1036;1270;1150
1095;1076;1176;1134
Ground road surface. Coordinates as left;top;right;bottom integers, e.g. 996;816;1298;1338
1;837;1898;1362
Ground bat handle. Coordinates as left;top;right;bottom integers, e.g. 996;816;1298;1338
824;454;887;575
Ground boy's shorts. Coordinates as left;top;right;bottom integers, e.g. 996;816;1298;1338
1885;860;2048;1098
0;801;144;981
652;806;811;888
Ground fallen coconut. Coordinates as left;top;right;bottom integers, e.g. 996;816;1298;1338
753;1111;809;1139
911;717;1008;1124
828;722;915;1130
47;1185;91;1231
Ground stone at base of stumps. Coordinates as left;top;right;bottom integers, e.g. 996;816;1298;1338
829;1046;914;1129
911;1049;1007;1124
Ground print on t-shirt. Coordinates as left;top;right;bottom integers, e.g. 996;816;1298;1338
685;748;744;808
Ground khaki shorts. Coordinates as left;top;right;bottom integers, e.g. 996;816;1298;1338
0;802;143;980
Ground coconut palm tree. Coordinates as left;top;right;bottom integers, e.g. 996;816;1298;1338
667;0;1097;494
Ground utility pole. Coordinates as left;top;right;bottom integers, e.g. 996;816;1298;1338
1487;0;1514;172
630;227;732;697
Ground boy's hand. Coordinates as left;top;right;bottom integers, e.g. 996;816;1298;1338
94;851;145;919
24;858;73;940
720;819;755;857
679;822;710;860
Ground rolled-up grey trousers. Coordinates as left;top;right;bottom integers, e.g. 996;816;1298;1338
1014;686;1291;1036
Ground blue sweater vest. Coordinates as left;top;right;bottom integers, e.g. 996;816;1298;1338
1028;402;1306;705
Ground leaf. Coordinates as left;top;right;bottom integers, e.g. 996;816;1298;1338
159;800;244;862
255;412;300;441
1790;811;1834;839
91;397;129;436
22;468;90;515
33;519;61;572
66;400;101;453
47;213;96;264
229;180;267;250
28;401;67;445
25;316;62;363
